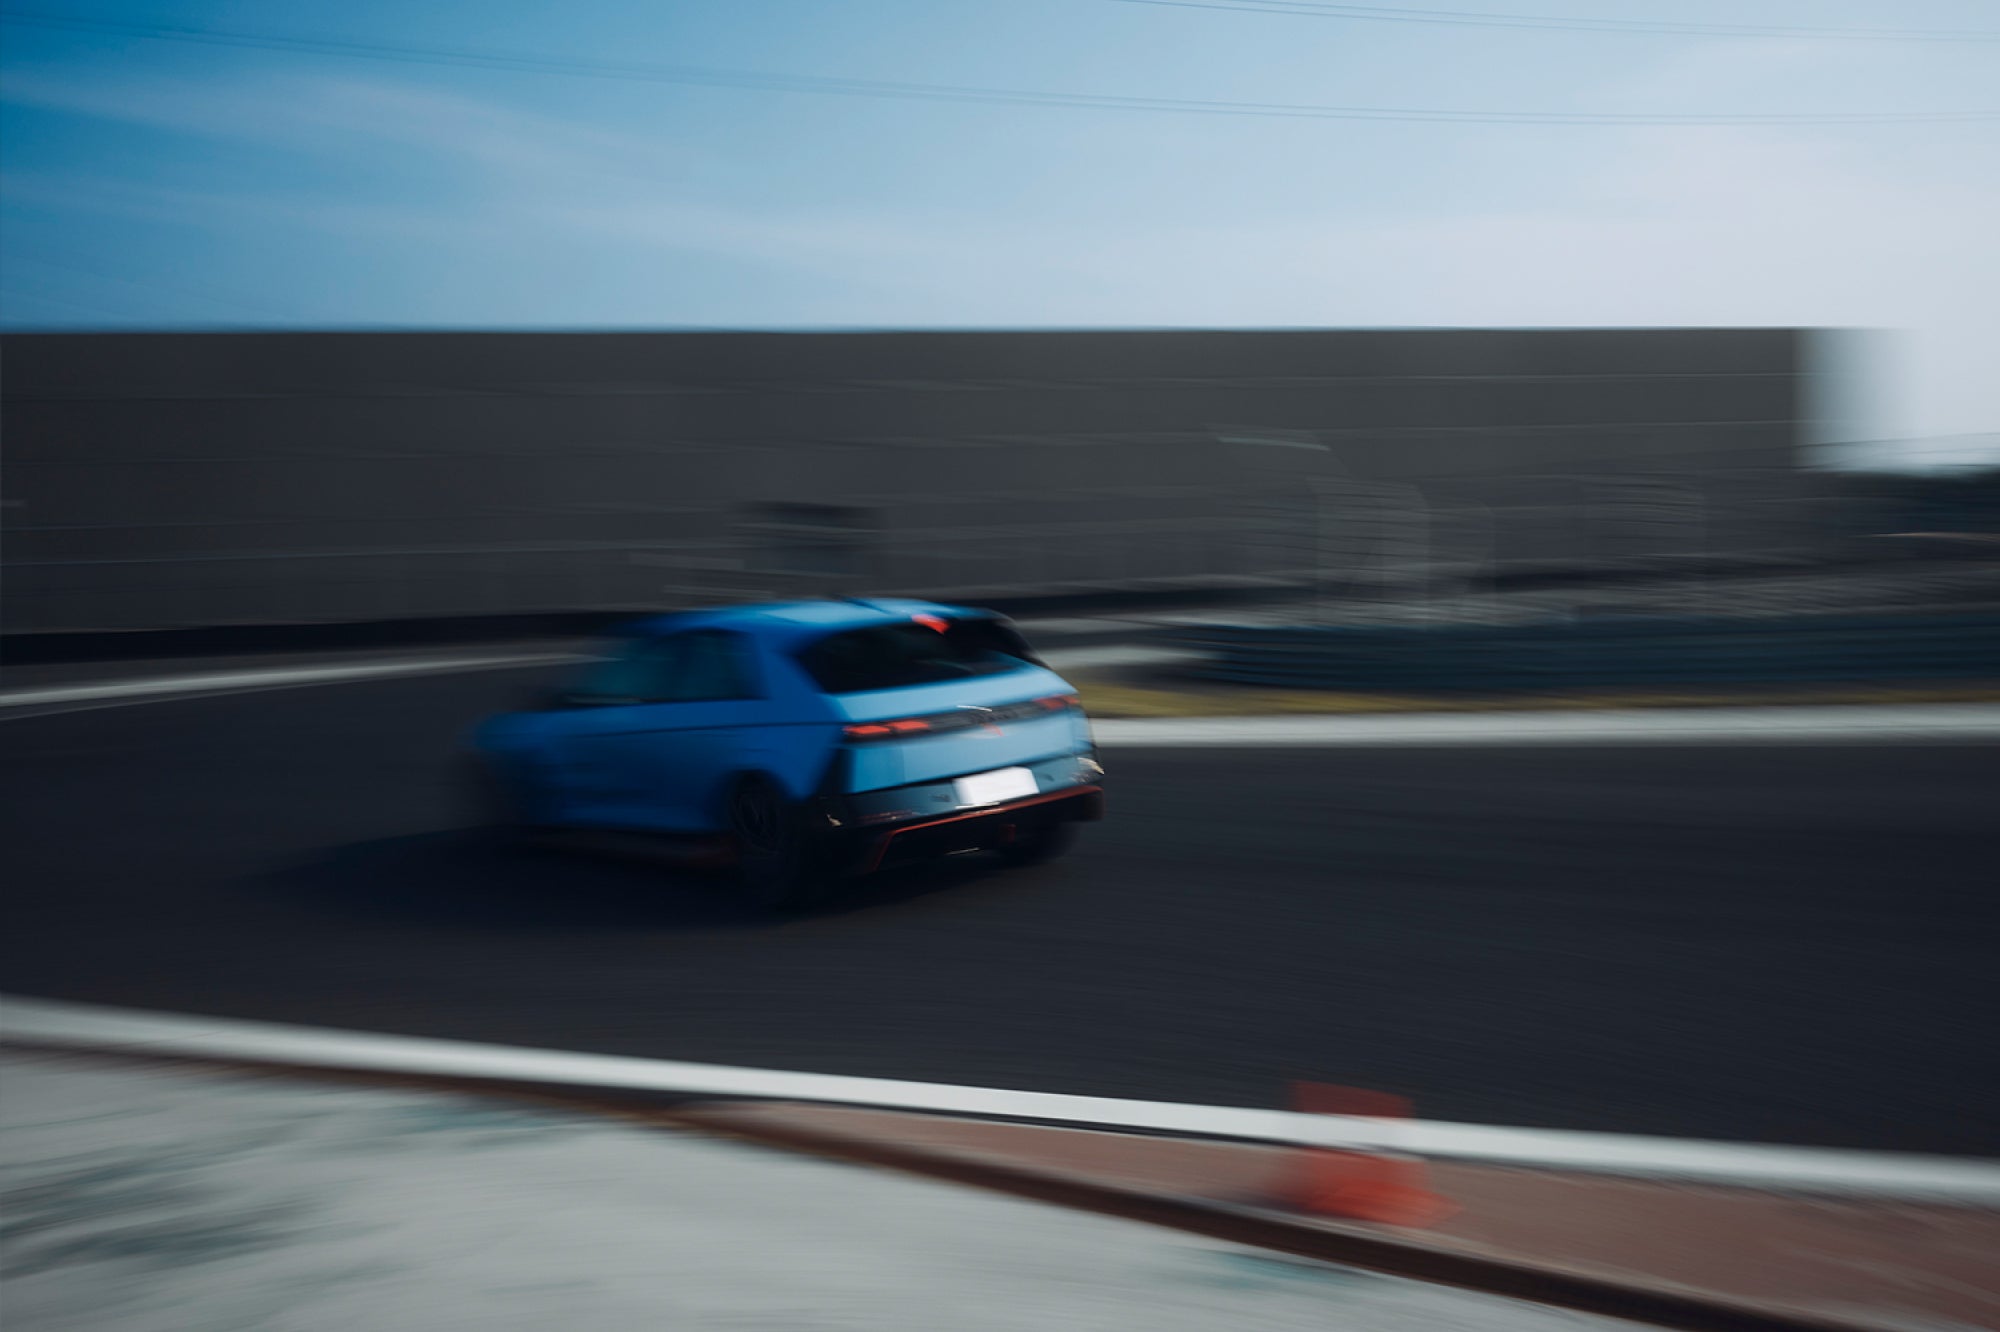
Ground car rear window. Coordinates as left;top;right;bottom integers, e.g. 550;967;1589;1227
795;618;1035;695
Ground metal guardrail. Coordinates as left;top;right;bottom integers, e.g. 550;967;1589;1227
1178;612;2000;691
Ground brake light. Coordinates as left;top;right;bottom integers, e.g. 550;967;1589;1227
912;614;949;633
843;717;933;741
844;696;1077;742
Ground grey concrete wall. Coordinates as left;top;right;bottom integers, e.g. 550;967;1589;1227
2;329;1810;633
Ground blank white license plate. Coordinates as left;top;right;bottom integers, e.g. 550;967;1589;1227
954;766;1038;807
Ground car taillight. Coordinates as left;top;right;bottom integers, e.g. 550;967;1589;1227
843;718;932;741
844;694;1079;742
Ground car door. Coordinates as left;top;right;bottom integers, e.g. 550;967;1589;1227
544;629;769;833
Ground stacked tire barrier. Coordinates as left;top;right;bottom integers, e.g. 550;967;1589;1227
1178;612;2000;691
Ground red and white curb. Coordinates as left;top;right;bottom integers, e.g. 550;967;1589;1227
6;995;1997;1205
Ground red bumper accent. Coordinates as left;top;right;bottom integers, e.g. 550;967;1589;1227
857;784;1103;875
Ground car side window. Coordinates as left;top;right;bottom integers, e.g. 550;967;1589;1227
562;630;760;706
658;630;761;703
564;636;685;706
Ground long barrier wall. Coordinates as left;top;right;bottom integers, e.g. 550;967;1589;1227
1181;612;2000;691
1;328;1812;634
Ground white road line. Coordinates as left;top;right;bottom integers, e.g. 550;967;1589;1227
0;653;578;713
7;651;1997;745
1093;704;2000;748
1039;645;1201;671
0;645;1170;717
5;995;1996;1203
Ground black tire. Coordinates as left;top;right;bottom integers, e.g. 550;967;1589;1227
995;818;1076;868
728;775;828;909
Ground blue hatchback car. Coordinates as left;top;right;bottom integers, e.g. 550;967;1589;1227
468;597;1104;905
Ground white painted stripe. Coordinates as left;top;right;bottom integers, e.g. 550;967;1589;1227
5;995;1996;1202
1011;616;1146;636
0;653;578;712
1040;645;1201;671
0;645;1170;715
7;650;1996;748
1094;704;2000;748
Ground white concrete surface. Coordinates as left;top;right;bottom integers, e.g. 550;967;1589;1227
0;1051;1631;1332
10;995;1999;1203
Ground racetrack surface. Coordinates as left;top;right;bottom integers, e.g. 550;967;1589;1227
3;663;1996;1155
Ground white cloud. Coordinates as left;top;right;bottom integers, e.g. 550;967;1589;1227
0;68;688;183
6;61;1995;434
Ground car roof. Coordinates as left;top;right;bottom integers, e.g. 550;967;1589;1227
620;597;987;645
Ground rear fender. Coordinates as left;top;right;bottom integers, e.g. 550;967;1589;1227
713;743;829;824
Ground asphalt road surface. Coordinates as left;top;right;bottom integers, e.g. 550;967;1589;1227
3;663;1996;1155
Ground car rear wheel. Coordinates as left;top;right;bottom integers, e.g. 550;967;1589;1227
729;775;828;909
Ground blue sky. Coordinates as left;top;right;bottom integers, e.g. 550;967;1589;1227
2;0;1997;452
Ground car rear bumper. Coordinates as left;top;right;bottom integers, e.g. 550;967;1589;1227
813;753;1104;875
845;784;1104;875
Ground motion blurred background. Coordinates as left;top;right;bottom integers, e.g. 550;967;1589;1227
5;9;2000;1328
2;0;1997;644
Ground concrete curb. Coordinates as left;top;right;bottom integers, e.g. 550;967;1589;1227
7;995;1994;1201
668;1103;1918;1332
0;1043;1918;1332
9;998;1997;1331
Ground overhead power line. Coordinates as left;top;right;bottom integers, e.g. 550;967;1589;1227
1114;0;2000;43
0;10;1992;126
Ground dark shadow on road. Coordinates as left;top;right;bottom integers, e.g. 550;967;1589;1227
262;827;1019;931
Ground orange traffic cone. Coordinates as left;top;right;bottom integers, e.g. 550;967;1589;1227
1288;1083;1457;1227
